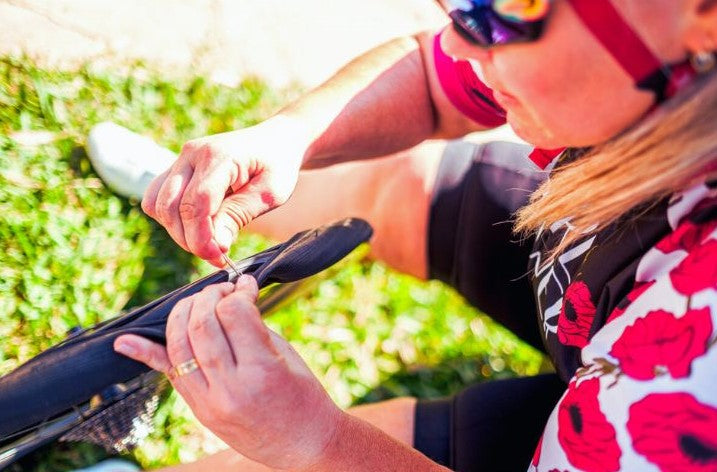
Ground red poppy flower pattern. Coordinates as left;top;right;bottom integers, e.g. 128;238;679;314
605;280;656;324
558;281;597;348
609;308;713;380
669;239;717;296
557;378;621;472
656;219;717;254
532;434;543;467
533;184;717;472
627;393;717;472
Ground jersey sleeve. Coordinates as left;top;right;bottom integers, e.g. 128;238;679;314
530;197;717;472
429;140;547;350
433;30;507;128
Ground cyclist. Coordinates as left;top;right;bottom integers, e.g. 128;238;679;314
114;0;717;470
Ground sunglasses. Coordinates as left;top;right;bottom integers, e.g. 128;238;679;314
439;0;551;48
439;0;690;103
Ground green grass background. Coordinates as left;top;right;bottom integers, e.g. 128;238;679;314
0;56;547;470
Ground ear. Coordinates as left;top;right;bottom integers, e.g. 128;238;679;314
685;0;717;53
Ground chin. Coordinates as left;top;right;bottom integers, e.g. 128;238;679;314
507;113;616;149
507;119;564;149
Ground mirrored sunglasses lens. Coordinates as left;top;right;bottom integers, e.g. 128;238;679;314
445;0;546;46
449;7;532;46
492;0;550;22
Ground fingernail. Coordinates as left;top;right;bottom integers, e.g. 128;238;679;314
209;256;226;268
115;340;136;357
215;225;233;250
236;274;255;289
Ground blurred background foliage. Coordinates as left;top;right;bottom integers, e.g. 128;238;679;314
0;56;547;470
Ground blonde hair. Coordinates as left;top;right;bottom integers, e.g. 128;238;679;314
514;71;717;256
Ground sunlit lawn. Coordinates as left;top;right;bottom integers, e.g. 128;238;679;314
0;56;546;470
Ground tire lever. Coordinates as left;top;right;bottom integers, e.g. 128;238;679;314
222;252;242;280
215;236;242;280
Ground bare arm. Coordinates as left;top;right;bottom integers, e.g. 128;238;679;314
248;141;446;279
119;280;448;472
278;31;486;169
160;398;426;472
142;30;483;264
307;413;450;472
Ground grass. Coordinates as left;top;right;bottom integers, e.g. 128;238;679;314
0;56;547;470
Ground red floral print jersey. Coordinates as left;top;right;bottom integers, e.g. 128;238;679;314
432;27;717;471
530;179;717;471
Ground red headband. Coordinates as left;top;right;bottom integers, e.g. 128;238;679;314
530;1;697;169
567;0;694;102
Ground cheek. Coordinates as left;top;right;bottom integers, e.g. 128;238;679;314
495;47;654;148
485;0;658;148
498;71;563;146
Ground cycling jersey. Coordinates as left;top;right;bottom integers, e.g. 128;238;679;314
425;31;717;472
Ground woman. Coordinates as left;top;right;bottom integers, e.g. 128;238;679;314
112;0;717;470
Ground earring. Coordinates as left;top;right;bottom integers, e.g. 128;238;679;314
691;50;716;73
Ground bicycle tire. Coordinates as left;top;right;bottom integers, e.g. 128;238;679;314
0;218;372;468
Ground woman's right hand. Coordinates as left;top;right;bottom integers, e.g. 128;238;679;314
142;117;309;267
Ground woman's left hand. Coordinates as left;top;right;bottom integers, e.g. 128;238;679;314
113;275;342;470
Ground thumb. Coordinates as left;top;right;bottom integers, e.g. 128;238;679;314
213;181;279;250
114;334;172;376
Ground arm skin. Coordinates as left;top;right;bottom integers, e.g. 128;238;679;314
141;30;487;265
276;30;487;169
305;413;451;472
252;34;473;470
247;142;447;279
137;31;479;472
118;280;450;472
160;398;421;472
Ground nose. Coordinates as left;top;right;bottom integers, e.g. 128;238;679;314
440;26;493;63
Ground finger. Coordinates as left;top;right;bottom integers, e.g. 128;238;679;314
187;282;238;380
114;334;172;375
207;254;228;269
166;297;208;389
235;274;259;301
155;161;193;251
141;168;170;219
215;275;278;363
180;157;238;261
213;178;277;251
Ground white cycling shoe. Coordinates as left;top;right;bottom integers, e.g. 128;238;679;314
86;122;176;200
72;458;140;472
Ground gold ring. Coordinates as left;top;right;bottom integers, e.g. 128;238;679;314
173;358;200;377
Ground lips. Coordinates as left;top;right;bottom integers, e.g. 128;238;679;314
466;61;519;107
492;89;520;107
